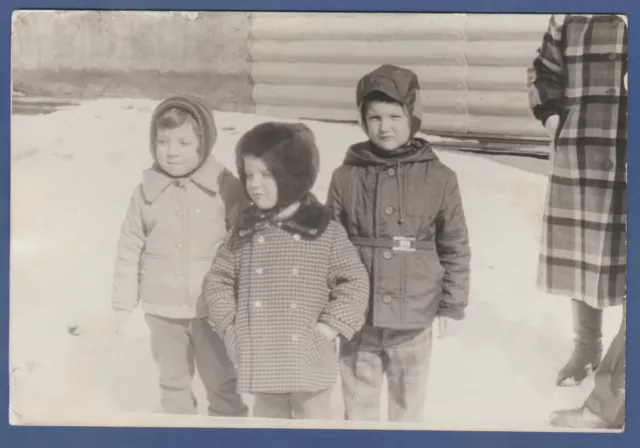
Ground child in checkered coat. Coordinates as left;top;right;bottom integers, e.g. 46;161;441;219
327;65;471;421
204;122;370;419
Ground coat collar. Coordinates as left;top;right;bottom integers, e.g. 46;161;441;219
141;157;226;202
234;193;332;241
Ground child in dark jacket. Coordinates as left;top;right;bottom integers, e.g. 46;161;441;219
205;122;369;419
327;64;471;422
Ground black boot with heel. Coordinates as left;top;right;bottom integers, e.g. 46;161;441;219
556;299;603;387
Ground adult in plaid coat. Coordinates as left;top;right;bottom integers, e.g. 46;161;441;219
204;122;369;419
528;14;627;389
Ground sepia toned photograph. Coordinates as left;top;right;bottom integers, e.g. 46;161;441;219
9;10;627;432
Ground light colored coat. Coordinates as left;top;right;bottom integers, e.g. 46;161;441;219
112;158;245;319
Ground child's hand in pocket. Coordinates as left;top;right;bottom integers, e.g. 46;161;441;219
316;322;339;341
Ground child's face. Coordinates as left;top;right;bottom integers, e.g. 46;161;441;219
364;100;412;151
155;121;200;177
244;155;278;210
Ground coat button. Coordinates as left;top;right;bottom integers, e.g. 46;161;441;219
255;267;263;275
382;295;392;304
177;243;184;249
257;236;265;244
387;168;396;176
195;208;201;214
293;234;301;241
254;300;262;308
605;159;615;170
140;269;146;275
383;251;392;260
291;267;299;276
177;275;185;281
291;334;299;342
176;211;184;216
384;206;394;216
290;303;298;309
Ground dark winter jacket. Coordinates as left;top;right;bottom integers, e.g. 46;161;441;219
328;64;470;330
327;139;471;329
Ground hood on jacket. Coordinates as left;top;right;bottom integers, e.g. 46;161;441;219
342;137;438;227
150;93;218;177
356;64;423;138
344;137;438;167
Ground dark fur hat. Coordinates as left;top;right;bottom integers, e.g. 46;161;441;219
235;122;320;211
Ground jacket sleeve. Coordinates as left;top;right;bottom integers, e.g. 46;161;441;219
203;234;238;362
527;14;566;126
219;170;249;230
435;172;471;321
319;222;369;340
112;186;146;313
326;170;345;224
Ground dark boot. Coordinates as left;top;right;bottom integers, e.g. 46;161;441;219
557;299;603;387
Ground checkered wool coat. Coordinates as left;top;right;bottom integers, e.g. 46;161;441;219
204;196;369;394
528;14;627;309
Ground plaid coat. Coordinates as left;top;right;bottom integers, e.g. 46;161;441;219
527;15;627;308
204;197;369;394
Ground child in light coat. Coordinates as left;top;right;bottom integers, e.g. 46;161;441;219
111;94;247;417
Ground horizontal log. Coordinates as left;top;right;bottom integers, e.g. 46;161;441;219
252;40;467;64
253;84;533;116
252;40;542;66
251;13;549;41
461;14;550;40
252;62;531;91
432;140;550;157
252;13;466;41
466;115;547;138
254;104;545;138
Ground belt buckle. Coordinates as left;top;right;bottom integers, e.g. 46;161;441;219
392;236;416;252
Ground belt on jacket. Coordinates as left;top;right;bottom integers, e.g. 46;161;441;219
350;236;434;252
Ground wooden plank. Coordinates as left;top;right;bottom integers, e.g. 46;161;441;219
251;40;467;64
251;13;466;41
252;39;542;66
252;62;533;91
254;84;533;117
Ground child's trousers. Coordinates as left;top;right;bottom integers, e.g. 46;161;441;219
253;387;334;419
340;325;433;422
144;313;247;417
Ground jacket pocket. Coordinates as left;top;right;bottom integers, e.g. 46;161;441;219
403;247;445;319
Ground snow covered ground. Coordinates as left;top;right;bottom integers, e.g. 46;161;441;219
9;98;624;431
